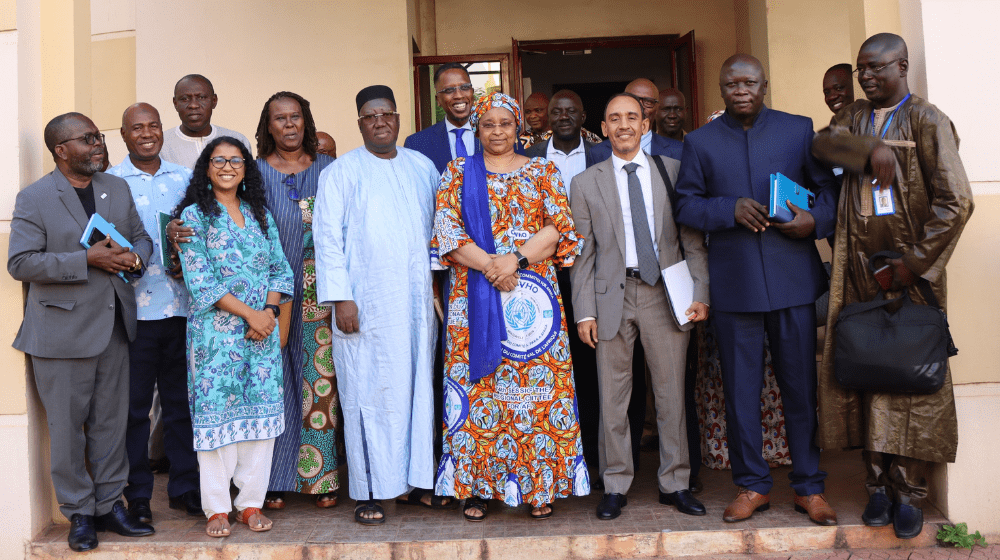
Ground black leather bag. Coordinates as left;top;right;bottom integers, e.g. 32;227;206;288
833;252;958;394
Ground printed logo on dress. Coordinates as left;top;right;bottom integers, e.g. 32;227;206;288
500;270;560;362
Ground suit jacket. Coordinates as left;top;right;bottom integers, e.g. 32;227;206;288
569;153;709;341
8;168;153;358
403;120;526;174
589;133;683;167
524;137;601;169
673;106;839;313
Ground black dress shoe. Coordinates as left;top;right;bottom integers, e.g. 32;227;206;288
596;493;627;520
659;489;707;516
689;475;703;494
861;491;893;527
128;497;152;524
892;503;923;539
169;489;203;516
95;500;155;537
68;514;98;552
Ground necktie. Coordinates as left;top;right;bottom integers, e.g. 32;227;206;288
623;162;659;286
453;128;468;159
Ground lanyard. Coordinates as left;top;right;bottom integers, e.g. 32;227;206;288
870;93;911;138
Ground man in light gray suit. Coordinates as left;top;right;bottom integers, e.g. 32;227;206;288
570;93;710;521
9;113;155;552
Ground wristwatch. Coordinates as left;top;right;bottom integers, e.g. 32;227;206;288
513;250;529;270
264;304;281;317
129;253;141;272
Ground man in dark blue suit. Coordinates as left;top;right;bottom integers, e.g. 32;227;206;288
403;63;478;173
590;79;684;164
674;54;840;526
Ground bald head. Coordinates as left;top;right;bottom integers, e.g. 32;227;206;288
720;54;765;84
856;33;909;108
122;102;160;127
173;74;214;96
625;78;659;120
719;54;768;128
44;112;90;156
524;92;550;134
120;102;163;165
316;131;336;158
859;33;908;60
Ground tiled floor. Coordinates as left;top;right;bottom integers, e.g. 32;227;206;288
33;448;949;548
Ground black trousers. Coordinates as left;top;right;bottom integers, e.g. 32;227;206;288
124;317;199;501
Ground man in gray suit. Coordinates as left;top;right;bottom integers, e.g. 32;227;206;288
570;93;709;521
9;113;155;552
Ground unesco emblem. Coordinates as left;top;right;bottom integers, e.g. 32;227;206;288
501;270;560;362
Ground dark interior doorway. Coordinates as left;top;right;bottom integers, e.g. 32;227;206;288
551;80;628;139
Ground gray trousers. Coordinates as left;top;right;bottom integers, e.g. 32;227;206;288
596;277;690;495
31;315;130;518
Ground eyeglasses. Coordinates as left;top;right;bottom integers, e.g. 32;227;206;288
209;156;245;169
358;112;399;124
57;132;106;146
853;58;905;78
436;83;474;96
480;120;517;132
284;173;299;201
635;96;658;108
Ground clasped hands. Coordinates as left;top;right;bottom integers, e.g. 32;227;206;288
735;197;815;238
244;307;277;341
86;235;139;275
483;253;519;292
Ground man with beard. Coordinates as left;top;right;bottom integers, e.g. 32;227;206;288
812;33;973;539
8;113;155;551
314;86;440;524
674;54;840;526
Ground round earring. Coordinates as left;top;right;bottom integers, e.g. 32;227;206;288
207;183;212;190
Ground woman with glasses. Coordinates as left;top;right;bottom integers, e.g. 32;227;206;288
174;137;294;536
432;92;589;521
252;92;340;511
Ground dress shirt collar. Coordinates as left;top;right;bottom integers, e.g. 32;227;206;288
610;149;649;174
547;136;586;157
174;124;218;142
111;155;173;178
444;119;472;133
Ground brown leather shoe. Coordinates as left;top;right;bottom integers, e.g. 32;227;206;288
793;493;838;526
723;487;770;522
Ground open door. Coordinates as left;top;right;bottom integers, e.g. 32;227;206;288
670;31;699;130
511;38;523;104
411;54;511;132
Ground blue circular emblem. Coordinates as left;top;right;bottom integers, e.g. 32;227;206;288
500;270;560;362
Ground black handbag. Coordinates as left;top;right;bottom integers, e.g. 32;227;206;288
833;251;958;394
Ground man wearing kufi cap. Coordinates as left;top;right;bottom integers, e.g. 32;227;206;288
313;85;441;524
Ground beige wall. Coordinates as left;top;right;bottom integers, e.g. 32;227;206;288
1;0;14;30
433;0;739;123
135;0;414;157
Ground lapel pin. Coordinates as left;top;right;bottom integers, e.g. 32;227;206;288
101;193;108;199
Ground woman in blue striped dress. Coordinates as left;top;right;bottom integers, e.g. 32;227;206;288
255;91;340;509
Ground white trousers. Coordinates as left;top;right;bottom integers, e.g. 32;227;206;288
197;438;275;518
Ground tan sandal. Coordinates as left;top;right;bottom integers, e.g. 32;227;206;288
206;513;230;537
238;507;272;532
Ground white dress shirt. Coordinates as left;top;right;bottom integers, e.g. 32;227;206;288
545;137;587;199
444;119;474;160
611;150;659;268
640;130;653;155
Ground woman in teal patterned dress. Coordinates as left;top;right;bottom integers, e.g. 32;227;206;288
176;137;294;536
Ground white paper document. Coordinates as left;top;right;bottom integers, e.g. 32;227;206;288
661;260;694;327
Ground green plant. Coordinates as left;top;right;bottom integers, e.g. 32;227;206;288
936;522;988;550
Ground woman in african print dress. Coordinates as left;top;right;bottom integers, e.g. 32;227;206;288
432;92;589;521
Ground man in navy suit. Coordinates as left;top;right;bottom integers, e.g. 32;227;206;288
674;55;840;526
590;79;683;164
404;63;478;173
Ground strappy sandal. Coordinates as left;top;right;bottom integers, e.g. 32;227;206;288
316;492;338;508
263;491;285;510
354;500;385;525
395;488;458;510
463;497;489;522
237;507;272;532
205;513;230;537
530;503;554;520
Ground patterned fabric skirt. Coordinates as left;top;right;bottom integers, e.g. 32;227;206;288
694;321;791;469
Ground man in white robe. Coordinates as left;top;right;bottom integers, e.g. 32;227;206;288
313;85;439;524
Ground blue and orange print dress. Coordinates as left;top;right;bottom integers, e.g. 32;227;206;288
432;156;590;507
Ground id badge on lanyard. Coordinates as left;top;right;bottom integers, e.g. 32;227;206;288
867;93;910;218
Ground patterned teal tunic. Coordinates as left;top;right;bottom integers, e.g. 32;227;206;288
179;201;295;452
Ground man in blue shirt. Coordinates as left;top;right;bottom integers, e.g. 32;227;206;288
674;55;840;526
107;103;201;523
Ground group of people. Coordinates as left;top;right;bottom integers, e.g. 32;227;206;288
8;31;973;554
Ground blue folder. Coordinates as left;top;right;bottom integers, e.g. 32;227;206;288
769;172;815;223
79;212;134;283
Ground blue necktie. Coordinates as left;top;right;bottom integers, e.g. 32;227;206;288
453;128;468;159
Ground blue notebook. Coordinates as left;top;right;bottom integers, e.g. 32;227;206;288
79;212;134;283
769;172;815;223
